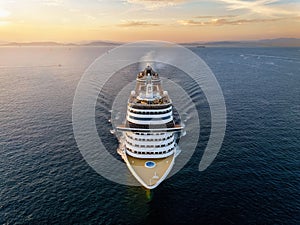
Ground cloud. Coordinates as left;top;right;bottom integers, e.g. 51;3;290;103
178;0;300;27
39;0;63;6
118;20;160;27
194;15;237;19
126;0;190;9
0;8;11;26
216;0;300;17
178;17;286;26
0;8;11;18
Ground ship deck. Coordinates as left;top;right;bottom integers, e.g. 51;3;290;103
126;154;175;189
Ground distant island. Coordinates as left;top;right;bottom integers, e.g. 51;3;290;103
1;38;300;47
180;38;300;47
0;41;121;47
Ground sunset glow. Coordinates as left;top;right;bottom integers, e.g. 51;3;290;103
1;0;300;42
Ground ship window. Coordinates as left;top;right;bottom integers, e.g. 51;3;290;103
128;115;171;121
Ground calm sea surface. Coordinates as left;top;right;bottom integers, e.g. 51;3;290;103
0;46;299;224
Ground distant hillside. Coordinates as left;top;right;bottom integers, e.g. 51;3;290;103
1;42;73;46
83;41;121;46
183;38;300;47
0;41;120;46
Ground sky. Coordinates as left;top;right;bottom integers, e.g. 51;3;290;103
0;0;300;43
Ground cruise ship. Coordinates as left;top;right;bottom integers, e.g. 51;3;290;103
116;66;183;189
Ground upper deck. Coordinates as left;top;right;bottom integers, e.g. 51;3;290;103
128;66;171;106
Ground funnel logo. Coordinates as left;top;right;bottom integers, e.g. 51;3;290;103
72;41;226;186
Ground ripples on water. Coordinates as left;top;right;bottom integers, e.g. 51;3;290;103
0;47;299;224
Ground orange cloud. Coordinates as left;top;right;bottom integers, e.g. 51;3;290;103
118;20;160;27
194;15;237;19
127;0;190;9
178;17;294;26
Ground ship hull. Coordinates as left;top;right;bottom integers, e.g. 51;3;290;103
116;66;183;189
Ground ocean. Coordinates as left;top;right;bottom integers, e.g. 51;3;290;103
0;46;299;224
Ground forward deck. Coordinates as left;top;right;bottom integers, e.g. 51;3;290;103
125;154;175;189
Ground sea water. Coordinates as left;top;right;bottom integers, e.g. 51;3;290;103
0;46;299;224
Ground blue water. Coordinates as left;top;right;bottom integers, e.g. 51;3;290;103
0;46;299;224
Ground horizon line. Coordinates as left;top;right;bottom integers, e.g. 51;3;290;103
1;37;300;47
1;37;300;44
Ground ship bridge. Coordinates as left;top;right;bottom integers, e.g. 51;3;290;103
129;66;171;106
